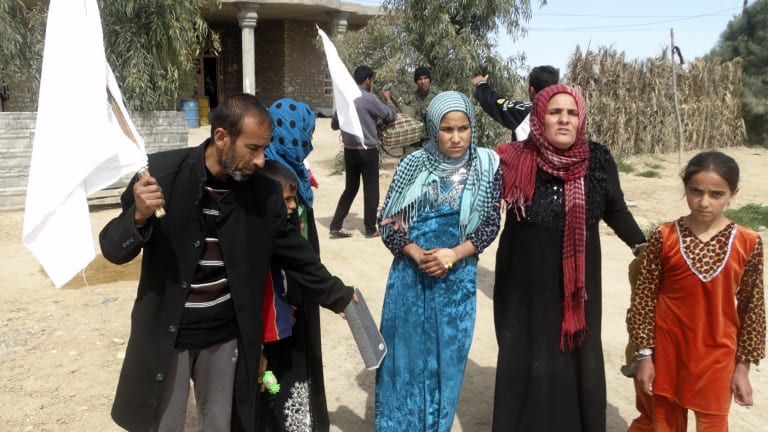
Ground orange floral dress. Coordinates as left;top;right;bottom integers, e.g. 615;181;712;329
629;219;765;414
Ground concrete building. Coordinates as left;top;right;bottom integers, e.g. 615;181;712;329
202;0;380;116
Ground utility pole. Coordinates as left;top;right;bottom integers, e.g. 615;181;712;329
670;28;685;164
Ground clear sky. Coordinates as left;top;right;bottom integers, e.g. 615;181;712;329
495;0;749;76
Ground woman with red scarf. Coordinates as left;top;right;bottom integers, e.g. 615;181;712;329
492;84;646;431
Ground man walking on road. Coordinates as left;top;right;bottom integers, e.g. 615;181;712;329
329;65;397;239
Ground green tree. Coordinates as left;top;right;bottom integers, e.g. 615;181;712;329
0;0;216;112
336;0;543;147
708;0;768;145
100;0;218;111
0;0;46;103
335;12;424;103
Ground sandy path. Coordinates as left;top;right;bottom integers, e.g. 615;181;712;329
0;120;765;431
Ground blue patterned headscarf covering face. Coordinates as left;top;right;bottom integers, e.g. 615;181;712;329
265;98;316;208
380;91;499;241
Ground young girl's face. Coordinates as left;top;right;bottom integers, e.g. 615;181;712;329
282;184;297;217
437;111;471;159
684;170;736;224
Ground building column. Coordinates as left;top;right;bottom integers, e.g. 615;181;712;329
236;4;259;94
329;12;350;38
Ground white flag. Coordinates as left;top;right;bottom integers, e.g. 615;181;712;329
316;27;365;147
22;0;147;288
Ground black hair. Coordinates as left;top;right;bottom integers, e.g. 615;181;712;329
260;160;298;191
353;65;375;85
528;66;560;92
414;66;431;83
208;93;272;140
681;151;740;192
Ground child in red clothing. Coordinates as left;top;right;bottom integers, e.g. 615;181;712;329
628;151;765;432
258;160;301;430
261;160;300;346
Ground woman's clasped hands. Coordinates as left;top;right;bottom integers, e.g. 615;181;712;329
404;244;458;278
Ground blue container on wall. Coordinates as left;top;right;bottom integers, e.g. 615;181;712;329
179;99;199;128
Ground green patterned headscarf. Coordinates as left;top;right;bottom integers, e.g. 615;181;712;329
379;91;499;241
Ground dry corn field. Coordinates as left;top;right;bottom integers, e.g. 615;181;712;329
567;47;745;157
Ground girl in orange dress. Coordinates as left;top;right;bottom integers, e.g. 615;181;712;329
628;151;765;432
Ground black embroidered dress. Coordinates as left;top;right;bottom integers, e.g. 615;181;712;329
492;142;645;431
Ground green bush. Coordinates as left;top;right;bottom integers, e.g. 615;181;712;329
331;151;345;176
636;169;661;178
725;203;768;230
615;159;636;173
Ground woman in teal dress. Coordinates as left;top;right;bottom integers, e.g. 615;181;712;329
374;91;502;432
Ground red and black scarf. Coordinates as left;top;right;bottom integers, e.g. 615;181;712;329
496;84;590;350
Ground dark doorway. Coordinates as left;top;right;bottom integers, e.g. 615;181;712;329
202;56;220;109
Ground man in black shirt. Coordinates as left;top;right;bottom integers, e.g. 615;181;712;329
471;65;559;141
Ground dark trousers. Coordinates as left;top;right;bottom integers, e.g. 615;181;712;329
330;147;379;235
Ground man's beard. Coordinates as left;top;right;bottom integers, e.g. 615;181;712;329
220;145;248;182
